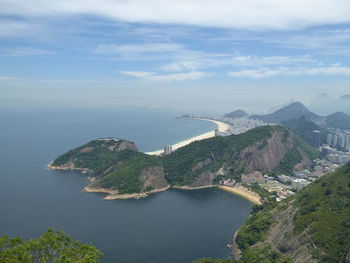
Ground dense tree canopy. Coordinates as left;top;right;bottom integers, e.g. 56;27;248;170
0;229;102;263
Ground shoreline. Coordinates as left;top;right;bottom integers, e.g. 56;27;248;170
83;184;262;203
173;185;215;190
47;163;92;174
217;185;262;205
104;186;170;200
146;118;231;155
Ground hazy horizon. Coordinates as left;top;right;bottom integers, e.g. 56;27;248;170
1;0;350;114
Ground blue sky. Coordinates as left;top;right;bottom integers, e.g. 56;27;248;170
1;0;350;113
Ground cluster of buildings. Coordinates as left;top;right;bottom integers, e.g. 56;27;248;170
326;132;350;150
311;129;350;165
182;114;272;136
241;171;266;184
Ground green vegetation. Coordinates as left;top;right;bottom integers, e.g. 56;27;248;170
270;146;302;176
228;162;350;263
52;125;317;196
191;258;232;263
97;151;162;194
52;139;138;176
0;229;102;263
270;138;320;177
192;245;292;263
164;126;275;185
240;245;292;263
293;162;350;262
236;209;273;251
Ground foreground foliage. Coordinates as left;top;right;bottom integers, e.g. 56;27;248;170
293;162;350;262
0;229;102;263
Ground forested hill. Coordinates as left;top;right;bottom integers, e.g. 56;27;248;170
50;126;318;198
231;162;350;263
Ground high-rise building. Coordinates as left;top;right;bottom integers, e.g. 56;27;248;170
327;134;332;145
332;135;338;147
164;145;172;155
312;130;321;149
345;135;350;150
338;135;346;148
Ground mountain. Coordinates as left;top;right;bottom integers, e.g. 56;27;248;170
309;94;350;115
283;116;329;146
252;102;320;124
339;94;350;101
225;110;248;119
325;112;350;130
50;126;319;198
233;162;350;263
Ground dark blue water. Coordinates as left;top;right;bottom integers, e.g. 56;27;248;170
0;108;253;263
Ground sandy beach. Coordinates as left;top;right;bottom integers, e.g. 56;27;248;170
217;185;262;205
146;118;231;155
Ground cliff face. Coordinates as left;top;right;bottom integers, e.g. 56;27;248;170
235;132;295;173
139;166;168;190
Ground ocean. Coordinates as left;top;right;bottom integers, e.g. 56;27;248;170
0;107;253;263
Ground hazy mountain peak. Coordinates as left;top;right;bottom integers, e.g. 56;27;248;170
253;101;319;124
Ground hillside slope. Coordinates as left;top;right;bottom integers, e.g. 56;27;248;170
283;116;329;146
234;162;350;263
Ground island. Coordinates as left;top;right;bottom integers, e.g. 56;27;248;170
48;126;318;201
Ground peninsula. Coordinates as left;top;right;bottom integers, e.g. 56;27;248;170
49;126;318;201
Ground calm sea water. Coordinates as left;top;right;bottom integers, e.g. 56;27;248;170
0;108;253;263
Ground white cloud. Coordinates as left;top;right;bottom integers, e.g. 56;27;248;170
145;71;212;82
228;68;283;78
96;43;182;55
119;70;211;82
228;65;350;78
119;71;155;78
1;0;350;30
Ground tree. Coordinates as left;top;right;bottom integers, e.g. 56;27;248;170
0;229;102;263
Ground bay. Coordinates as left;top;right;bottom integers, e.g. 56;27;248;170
0;108;253;263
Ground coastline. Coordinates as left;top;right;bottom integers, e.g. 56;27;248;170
173;185;215;190
217;185;262;205
47;163;92;174
104;186;170;200
84;186;118;195
146;118;230;155
48;163;262;204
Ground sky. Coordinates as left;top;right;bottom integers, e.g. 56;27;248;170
1;0;350;113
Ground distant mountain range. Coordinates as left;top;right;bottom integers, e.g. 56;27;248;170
226;101;350;131
309;94;350;115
